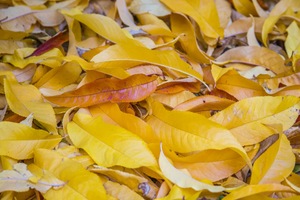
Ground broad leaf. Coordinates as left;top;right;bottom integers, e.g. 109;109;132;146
67;111;157;168
90;43;205;83
146;100;251;165
0;122;61;159
45;74;158;107
89;103;159;143
210;96;300;145
34;149;107;199
4;77;57;133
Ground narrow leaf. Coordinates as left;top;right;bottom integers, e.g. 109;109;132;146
27;31;69;58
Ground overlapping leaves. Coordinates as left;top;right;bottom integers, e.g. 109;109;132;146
0;0;300;199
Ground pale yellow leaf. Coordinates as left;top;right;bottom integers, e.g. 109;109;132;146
0;163;64;193
129;0;171;17
285;21;300;58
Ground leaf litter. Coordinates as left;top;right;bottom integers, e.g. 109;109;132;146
0;0;300;199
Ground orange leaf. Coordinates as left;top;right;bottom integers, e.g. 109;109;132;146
44;74;158;107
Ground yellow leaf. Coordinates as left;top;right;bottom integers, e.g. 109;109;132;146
146;100;251;165
90;43;204;83
159;144;224;192
251;134;295;184
0;122;61;159
232;0;257;16
34;148;107;199
170;13;211;63
2;48;64;69
285;21;300;58
61;9;139;45
67;110;157;168
222;184;294;200
156;185;199;200
262;0;300;46
210;96;300;145
4;77;57;133
160;0;223;46
0;163;64;193
64;55;130;79
34;61;82;90
116;0;136;27
285;173;300;193
89;103;159;143
104;180;144;200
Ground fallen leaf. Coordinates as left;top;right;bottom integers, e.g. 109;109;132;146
129;0;171;17
170;13;211;63
210;96;300;145
146;100;251;165
0;163;64;193
250;133;295;184
222;184;294;200
4;76;57;133
27;31;69;58
67;110;158;168
174;95;235;112
0;121;61;159
89;102;159;143
215;46;288;74
159;144;225;192
34;148;107;199
160;0;223;46
45;74;158;107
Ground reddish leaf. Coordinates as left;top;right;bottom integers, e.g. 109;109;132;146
44;74;158;107
27;31;69;57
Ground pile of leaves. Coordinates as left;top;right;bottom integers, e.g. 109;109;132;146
0;0;300;199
